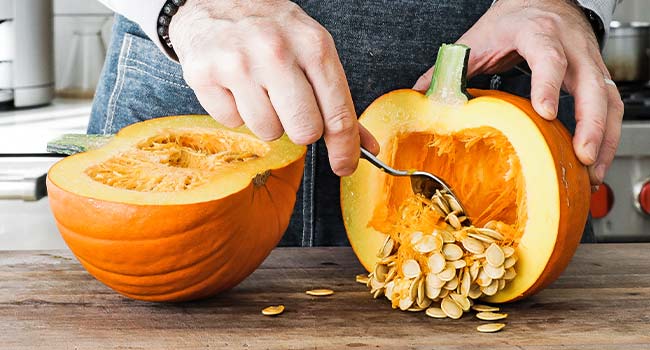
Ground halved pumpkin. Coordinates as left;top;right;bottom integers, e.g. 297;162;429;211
47;115;305;302
341;44;590;303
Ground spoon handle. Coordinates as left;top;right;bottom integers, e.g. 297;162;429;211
360;147;409;177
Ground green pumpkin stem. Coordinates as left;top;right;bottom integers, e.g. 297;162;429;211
425;44;471;105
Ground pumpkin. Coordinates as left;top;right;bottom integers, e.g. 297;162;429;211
47;115;305;302
341;44;590;304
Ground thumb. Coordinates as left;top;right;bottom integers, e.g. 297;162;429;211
413;65;434;92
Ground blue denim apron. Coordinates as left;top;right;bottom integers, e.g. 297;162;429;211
88;0;595;246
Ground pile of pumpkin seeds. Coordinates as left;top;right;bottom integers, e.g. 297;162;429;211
362;190;518;332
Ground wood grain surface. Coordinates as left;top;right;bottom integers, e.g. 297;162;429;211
1;244;649;350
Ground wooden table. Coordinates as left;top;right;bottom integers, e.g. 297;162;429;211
1;244;649;349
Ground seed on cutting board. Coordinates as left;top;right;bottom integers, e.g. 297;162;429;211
402;259;422;279
471;304;500;312
441;296;463;319
476;312;508;321
384;281;395;301
426;272;446;289
306;289;334;296
262;305;285;316
355;274;369;284
486;243;505;266
425;307;448;319
477;323;506;333
443;276;459;290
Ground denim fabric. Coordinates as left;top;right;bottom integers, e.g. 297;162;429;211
89;0;594;246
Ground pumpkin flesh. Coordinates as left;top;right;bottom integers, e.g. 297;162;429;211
342;89;589;303
47;115;306;302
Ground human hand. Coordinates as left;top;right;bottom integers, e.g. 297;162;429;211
169;0;379;176
413;0;623;188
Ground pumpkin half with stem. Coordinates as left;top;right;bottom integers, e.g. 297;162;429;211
341;44;590;303
47;115;305;302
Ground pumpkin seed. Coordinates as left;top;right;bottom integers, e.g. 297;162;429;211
306;289;334;296
468;284;482;299
476;312;508;321
444;193;464;213
471;304;500;312
498;279;506;290
467;232;496;244
409;277;419;301
469;260;481;281
410;231;424;246
262;305;285;316
502;246;515;258
426;285;442;300
462;236;485;254
426;272;446;289
483;264;505;280
503;267;517;280
416;296;433;309
399;296;414;311
477;227;504;241
451;259;467;269
372;288;383;299
476;323;506;333
384;281;395;301
375;263;389;283
504;256;517;269
450;292;471;311
370;276;384;291
415;234;442;254
476;268;492;287
378;236;395;258
402;259;421;279
434;194;450;215
385;266;397;282
416;277;426;305
437;263;456;282
486;243;505;267
441;296;463;319
425;307;448;319
428;253;447;274
443;243;464;261
443;276;459;290
438;229;456;243
460;267;471;296
407;304;429;312
447;213;462;230
481;279;499;296
355;274;369;284
438;288;450;299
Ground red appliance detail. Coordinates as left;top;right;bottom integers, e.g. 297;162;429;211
590;183;614;219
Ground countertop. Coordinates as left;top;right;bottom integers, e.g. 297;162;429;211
1;244;649;349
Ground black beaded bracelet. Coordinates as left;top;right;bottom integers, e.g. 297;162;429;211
157;0;186;49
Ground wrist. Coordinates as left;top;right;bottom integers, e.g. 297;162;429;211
157;0;187;53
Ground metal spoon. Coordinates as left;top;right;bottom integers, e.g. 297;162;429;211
359;146;470;221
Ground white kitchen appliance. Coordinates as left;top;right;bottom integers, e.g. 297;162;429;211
0;0;54;109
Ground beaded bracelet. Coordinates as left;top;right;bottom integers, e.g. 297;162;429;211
157;0;186;49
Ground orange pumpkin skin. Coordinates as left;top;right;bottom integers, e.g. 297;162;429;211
341;87;590;303
470;89;590;302
47;116;305;302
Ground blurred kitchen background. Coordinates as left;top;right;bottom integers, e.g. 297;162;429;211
1;0;649;250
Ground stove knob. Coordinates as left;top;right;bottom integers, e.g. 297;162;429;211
635;178;650;216
590;183;614;219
